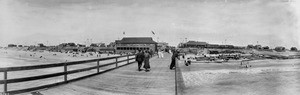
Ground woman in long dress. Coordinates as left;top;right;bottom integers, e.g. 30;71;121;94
143;50;151;72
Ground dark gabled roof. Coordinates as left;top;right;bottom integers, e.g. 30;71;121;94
118;37;157;44
184;41;208;45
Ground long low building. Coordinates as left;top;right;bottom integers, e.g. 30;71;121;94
115;37;158;53
179;40;246;49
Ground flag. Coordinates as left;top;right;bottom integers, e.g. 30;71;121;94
123;31;125;35
151;31;155;35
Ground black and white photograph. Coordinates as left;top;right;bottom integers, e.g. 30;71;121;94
1;0;300;95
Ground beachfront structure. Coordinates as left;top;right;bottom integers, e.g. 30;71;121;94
8;44;17;47
107;42;116;47
58;43;77;47
38;43;46;47
77;44;86;47
207;44;219;48
180;41;208;48
115;37;158;53
178;41;245;49
262;46;270;50
90;43;106;47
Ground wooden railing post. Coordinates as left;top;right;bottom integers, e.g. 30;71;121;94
64;63;67;82
97;60;100;73
115;58;118;67
175;59;178;95
127;55;130;64
3;71;7;94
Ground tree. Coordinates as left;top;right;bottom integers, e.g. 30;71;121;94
247;45;254;49
291;47;298;51
275;46;285;52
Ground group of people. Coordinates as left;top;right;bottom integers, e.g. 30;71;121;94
135;50;151;72
135;49;180;72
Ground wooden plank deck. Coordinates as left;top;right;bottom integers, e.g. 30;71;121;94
28;53;175;95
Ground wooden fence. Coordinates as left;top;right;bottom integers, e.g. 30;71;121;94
0;54;136;94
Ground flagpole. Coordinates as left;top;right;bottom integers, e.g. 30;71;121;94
151;30;156;42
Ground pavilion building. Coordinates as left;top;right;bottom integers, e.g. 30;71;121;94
115;37;158;53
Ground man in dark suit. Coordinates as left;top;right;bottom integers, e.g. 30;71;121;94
170;50;179;70
136;50;145;71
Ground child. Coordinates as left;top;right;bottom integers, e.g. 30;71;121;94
185;57;192;66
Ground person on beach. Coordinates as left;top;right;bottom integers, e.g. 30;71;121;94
185;57;192;66
170;50;179;70
135;50;145;71
143;50;151;72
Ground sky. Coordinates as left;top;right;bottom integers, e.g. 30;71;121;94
0;0;300;48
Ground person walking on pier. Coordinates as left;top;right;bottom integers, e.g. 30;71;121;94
136;50;145;71
170;50;179;70
158;50;164;58
144;50;151;72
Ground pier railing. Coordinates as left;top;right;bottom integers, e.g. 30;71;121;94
0;54;136;94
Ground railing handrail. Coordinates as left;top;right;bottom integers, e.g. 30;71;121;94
1;54;136;94
0;54;135;72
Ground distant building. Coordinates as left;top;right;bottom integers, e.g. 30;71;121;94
77;44;86;47
90;43;106;47
262;46;270;50
181;41;208;48
254;45;262;49
115;37;158;53
207;44;219;49
247;45;254;49
38;43;46;47
8;44;17;47
58;43;76;47
107;42;116;47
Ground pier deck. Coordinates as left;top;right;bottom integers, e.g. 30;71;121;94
33;53;175;95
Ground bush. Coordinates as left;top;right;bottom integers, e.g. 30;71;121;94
291;47;298;51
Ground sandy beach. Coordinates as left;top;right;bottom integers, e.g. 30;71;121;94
1;48;300;95
0;49;134;92
178;58;300;95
